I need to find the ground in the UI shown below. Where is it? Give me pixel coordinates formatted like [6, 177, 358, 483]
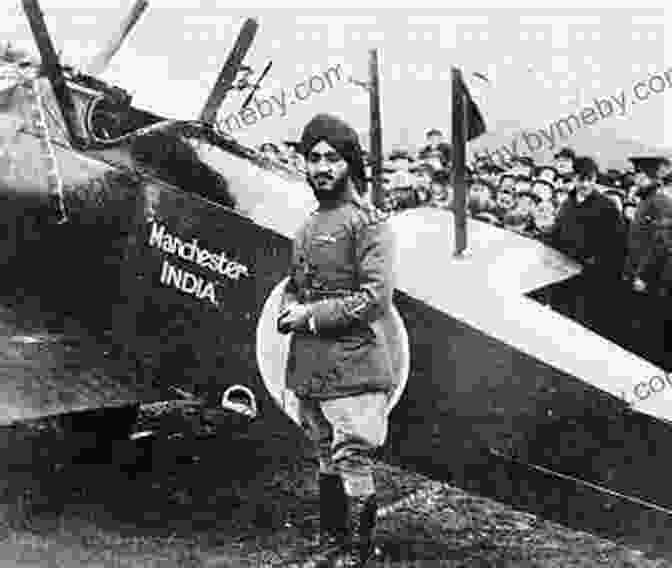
[0, 296, 669, 567]
[0, 405, 669, 568]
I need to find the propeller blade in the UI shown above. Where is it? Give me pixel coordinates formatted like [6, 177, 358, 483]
[85, 0, 149, 76]
[21, 0, 85, 145]
[199, 17, 258, 125]
[240, 59, 272, 109]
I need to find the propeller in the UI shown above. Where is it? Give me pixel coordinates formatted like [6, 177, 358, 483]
[85, 0, 149, 77]
[240, 59, 272, 109]
[21, 0, 85, 144]
[199, 17, 259, 125]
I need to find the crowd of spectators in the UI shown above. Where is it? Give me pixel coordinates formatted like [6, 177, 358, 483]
[256, 129, 672, 299]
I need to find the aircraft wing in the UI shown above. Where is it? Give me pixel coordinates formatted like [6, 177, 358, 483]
[389, 207, 582, 299]
[389, 207, 672, 424]
[0, 312, 157, 426]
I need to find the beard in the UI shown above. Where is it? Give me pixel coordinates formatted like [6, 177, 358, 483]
[308, 171, 350, 205]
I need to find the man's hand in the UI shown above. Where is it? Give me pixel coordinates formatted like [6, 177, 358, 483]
[633, 277, 647, 293]
[277, 303, 312, 334]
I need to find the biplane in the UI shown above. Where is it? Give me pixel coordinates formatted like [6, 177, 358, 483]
[2, 0, 672, 552]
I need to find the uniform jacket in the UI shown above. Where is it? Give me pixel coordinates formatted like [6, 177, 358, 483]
[625, 188, 672, 291]
[281, 184, 398, 400]
[547, 189, 627, 278]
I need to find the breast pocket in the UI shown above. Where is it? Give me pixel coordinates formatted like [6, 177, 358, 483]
[310, 228, 354, 273]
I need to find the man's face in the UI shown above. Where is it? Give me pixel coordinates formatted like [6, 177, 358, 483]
[475, 159, 489, 174]
[428, 134, 442, 148]
[659, 163, 672, 179]
[539, 169, 556, 183]
[624, 205, 637, 222]
[634, 171, 652, 188]
[555, 157, 573, 175]
[392, 157, 411, 172]
[575, 173, 596, 201]
[306, 141, 349, 199]
[470, 184, 493, 211]
[517, 195, 535, 215]
[261, 145, 279, 159]
[496, 190, 515, 210]
[283, 144, 297, 158]
[554, 190, 569, 207]
[533, 183, 553, 203]
[533, 201, 556, 231]
[499, 177, 515, 192]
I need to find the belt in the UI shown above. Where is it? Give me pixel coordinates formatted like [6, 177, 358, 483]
[299, 288, 356, 301]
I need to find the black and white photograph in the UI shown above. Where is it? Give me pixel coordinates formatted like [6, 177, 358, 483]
[1, 2, 672, 566]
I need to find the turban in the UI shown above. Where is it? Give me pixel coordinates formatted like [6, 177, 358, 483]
[299, 113, 366, 191]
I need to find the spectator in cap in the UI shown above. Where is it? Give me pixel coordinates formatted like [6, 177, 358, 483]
[543, 156, 628, 329]
[494, 186, 516, 222]
[418, 129, 451, 170]
[629, 156, 670, 187]
[259, 141, 281, 160]
[553, 147, 576, 177]
[625, 184, 672, 296]
[604, 169, 625, 189]
[546, 155, 627, 296]
[411, 162, 433, 205]
[468, 179, 496, 216]
[425, 128, 443, 147]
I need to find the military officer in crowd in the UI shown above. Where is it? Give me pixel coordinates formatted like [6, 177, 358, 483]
[624, 156, 672, 296]
[277, 113, 397, 567]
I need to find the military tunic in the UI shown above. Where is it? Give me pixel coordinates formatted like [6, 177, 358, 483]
[281, 195, 397, 401]
[625, 187, 672, 293]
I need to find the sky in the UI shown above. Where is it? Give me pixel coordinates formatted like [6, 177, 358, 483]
[2, 2, 671, 156]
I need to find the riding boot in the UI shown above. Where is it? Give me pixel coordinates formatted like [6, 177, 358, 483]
[328, 493, 378, 567]
[319, 472, 348, 545]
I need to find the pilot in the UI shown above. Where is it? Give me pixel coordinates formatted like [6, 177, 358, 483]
[277, 113, 397, 566]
